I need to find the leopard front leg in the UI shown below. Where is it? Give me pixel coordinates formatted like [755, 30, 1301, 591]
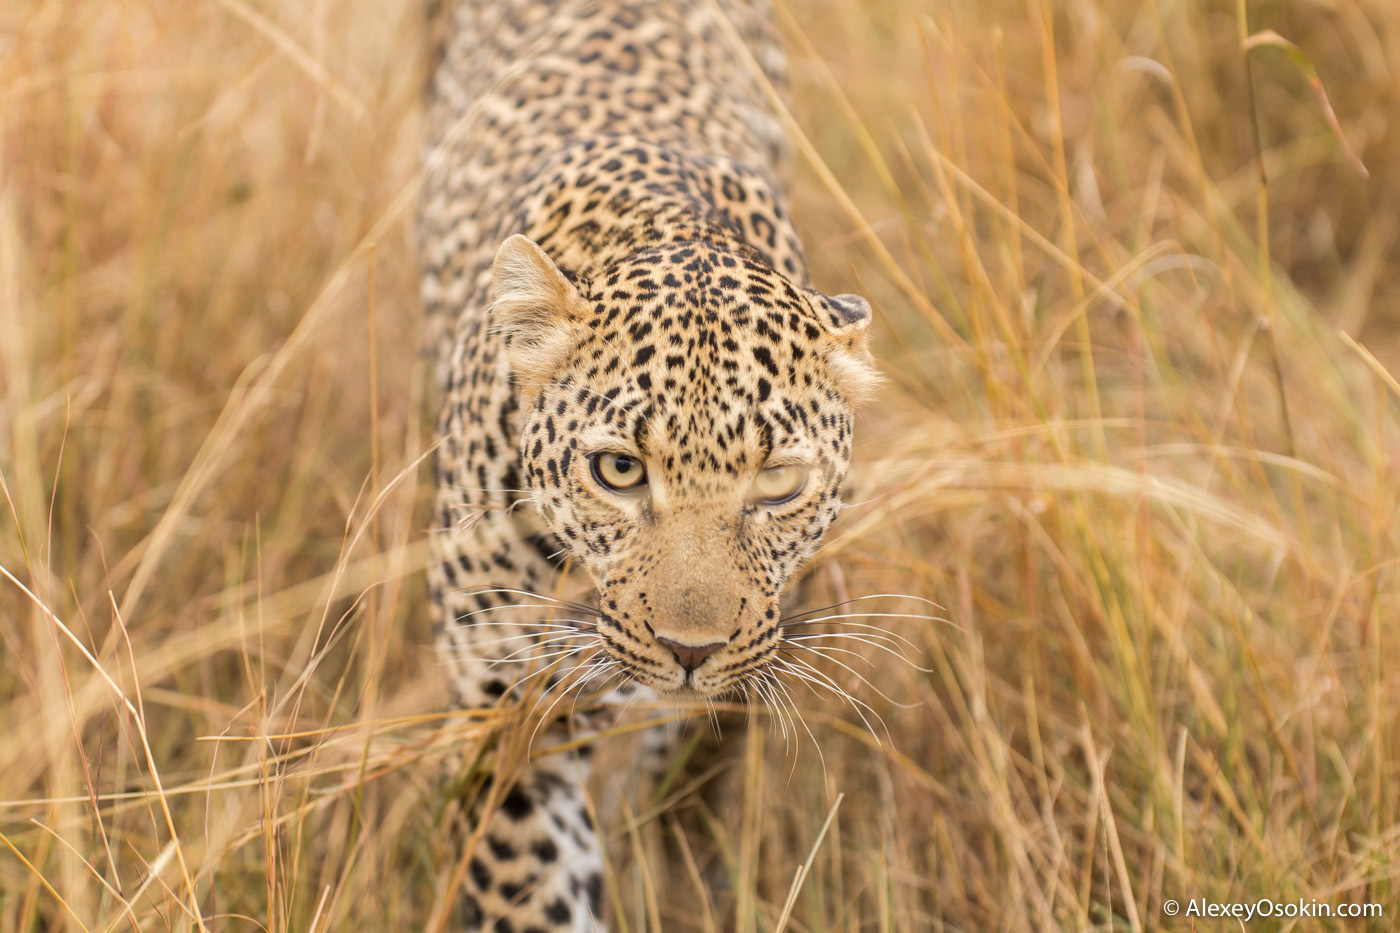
[444, 743, 605, 931]
[432, 326, 608, 931]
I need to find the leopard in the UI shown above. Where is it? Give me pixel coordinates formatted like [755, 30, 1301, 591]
[417, 1, 877, 928]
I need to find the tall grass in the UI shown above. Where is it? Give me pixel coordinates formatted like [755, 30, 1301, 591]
[2, 0, 1397, 929]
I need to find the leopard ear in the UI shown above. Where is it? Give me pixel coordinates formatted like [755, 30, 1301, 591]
[491, 235, 589, 389]
[807, 290, 880, 403]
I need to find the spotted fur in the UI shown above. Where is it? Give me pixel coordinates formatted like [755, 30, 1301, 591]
[419, 1, 876, 928]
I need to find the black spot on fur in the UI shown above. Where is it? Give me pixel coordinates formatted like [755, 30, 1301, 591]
[545, 898, 572, 923]
[585, 873, 603, 915]
[531, 838, 559, 863]
[752, 345, 779, 377]
[456, 893, 482, 926]
[501, 787, 534, 821]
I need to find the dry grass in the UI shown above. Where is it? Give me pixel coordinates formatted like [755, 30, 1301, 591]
[2, 0, 1399, 929]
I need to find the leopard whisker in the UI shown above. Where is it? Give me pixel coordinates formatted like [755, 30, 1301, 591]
[482, 636, 596, 667]
[529, 653, 626, 749]
[436, 636, 587, 669]
[449, 604, 599, 630]
[771, 654, 887, 746]
[737, 679, 758, 730]
[530, 646, 608, 704]
[778, 592, 944, 625]
[522, 652, 610, 751]
[446, 639, 571, 663]
[779, 611, 957, 632]
[749, 675, 787, 748]
[505, 497, 538, 516]
[450, 601, 586, 621]
[455, 585, 599, 616]
[780, 643, 921, 710]
[757, 677, 788, 747]
[484, 649, 584, 669]
[484, 636, 593, 664]
[457, 624, 597, 649]
[784, 629, 909, 652]
[765, 668, 826, 783]
[543, 618, 601, 630]
[765, 674, 806, 779]
[784, 632, 932, 670]
[567, 661, 623, 717]
[783, 652, 892, 734]
[527, 682, 585, 754]
[503, 662, 572, 696]
[782, 622, 922, 652]
[783, 642, 874, 667]
[456, 617, 584, 630]
[782, 627, 907, 647]
[503, 645, 601, 698]
[457, 626, 593, 651]
[767, 678, 802, 765]
[704, 695, 721, 740]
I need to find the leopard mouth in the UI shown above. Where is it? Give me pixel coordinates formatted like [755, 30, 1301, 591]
[591, 608, 784, 700]
[606, 644, 778, 702]
[617, 663, 720, 697]
[650, 681, 711, 700]
[596, 642, 727, 698]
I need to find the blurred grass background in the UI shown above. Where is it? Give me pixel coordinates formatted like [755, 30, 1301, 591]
[2, 0, 1398, 929]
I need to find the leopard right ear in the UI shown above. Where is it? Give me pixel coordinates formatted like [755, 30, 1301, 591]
[805, 289, 880, 404]
[490, 235, 590, 389]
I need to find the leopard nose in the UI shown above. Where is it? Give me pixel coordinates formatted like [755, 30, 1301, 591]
[656, 636, 727, 672]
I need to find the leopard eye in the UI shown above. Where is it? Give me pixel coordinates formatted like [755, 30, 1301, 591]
[751, 464, 808, 505]
[591, 452, 647, 491]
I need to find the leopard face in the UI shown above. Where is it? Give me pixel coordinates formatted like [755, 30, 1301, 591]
[493, 234, 876, 698]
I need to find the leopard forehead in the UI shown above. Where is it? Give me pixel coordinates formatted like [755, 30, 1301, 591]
[565, 245, 845, 414]
[534, 244, 855, 472]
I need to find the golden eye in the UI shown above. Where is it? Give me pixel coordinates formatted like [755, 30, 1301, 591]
[592, 452, 647, 491]
[751, 464, 808, 504]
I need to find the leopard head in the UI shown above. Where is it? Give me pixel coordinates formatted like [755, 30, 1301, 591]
[492, 234, 876, 697]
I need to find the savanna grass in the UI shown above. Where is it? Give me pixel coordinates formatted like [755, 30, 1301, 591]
[2, 0, 1398, 929]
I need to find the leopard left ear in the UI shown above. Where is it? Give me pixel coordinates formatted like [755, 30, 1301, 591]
[490, 234, 590, 390]
[807, 290, 880, 403]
